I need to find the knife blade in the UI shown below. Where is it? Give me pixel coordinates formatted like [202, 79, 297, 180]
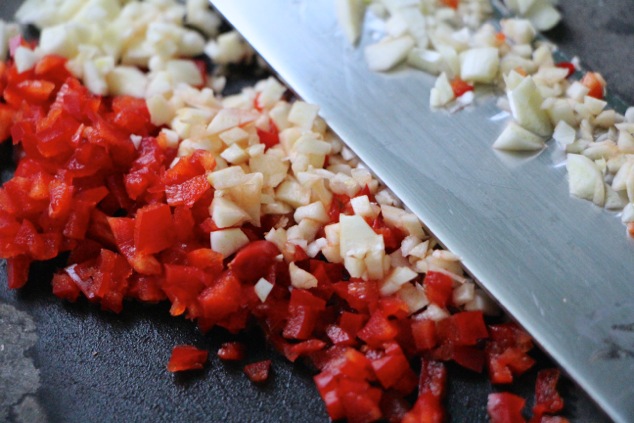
[209, 1, 634, 421]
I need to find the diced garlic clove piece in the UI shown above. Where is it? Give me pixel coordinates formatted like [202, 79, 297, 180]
[288, 101, 320, 130]
[294, 201, 330, 224]
[459, 47, 500, 84]
[207, 166, 247, 189]
[210, 228, 249, 258]
[464, 289, 501, 315]
[452, 282, 475, 306]
[223, 173, 264, 227]
[407, 48, 445, 75]
[380, 266, 418, 296]
[430, 72, 454, 108]
[493, 121, 545, 151]
[276, 178, 312, 208]
[364, 35, 415, 72]
[525, 0, 561, 31]
[210, 196, 250, 228]
[566, 153, 606, 206]
[289, 262, 319, 289]
[397, 283, 428, 315]
[340, 214, 384, 258]
[107, 66, 148, 98]
[605, 185, 628, 210]
[507, 76, 553, 137]
[552, 120, 576, 147]
[335, 0, 366, 45]
[254, 278, 274, 303]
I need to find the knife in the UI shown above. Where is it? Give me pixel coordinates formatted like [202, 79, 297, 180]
[209, 1, 634, 421]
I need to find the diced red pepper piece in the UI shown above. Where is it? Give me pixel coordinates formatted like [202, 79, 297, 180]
[339, 312, 367, 337]
[111, 95, 155, 136]
[198, 271, 243, 322]
[162, 264, 208, 316]
[437, 310, 489, 347]
[6, 255, 32, 289]
[487, 392, 527, 423]
[167, 345, 208, 372]
[424, 271, 454, 308]
[289, 288, 327, 310]
[229, 240, 280, 284]
[165, 175, 211, 208]
[370, 215, 404, 252]
[441, 0, 459, 9]
[450, 78, 474, 98]
[256, 119, 280, 150]
[370, 343, 412, 389]
[51, 272, 81, 302]
[531, 369, 564, 420]
[285, 339, 327, 362]
[134, 203, 175, 255]
[402, 391, 444, 423]
[358, 310, 398, 347]
[244, 359, 272, 383]
[283, 306, 319, 340]
[335, 280, 380, 313]
[186, 248, 224, 275]
[581, 71, 605, 99]
[411, 319, 438, 351]
[452, 345, 486, 373]
[0, 104, 15, 142]
[487, 322, 536, 384]
[326, 324, 356, 346]
[127, 274, 166, 302]
[16, 79, 56, 104]
[555, 62, 575, 78]
[48, 174, 74, 220]
[34, 55, 72, 84]
[341, 386, 383, 423]
[217, 341, 246, 361]
[109, 217, 162, 275]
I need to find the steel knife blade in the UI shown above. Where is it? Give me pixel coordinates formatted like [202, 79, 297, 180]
[209, 1, 634, 421]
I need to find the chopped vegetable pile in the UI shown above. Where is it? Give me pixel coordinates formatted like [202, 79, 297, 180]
[340, 0, 634, 235]
[0, 0, 607, 421]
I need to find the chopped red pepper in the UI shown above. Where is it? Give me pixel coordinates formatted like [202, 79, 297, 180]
[256, 119, 280, 150]
[531, 369, 564, 420]
[244, 360, 272, 383]
[450, 78, 474, 98]
[555, 62, 576, 78]
[441, 0, 459, 9]
[424, 271, 454, 308]
[229, 240, 280, 284]
[487, 392, 527, 423]
[217, 341, 246, 361]
[581, 71, 605, 99]
[167, 345, 209, 372]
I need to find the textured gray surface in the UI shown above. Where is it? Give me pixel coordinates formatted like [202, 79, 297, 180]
[1, 0, 631, 422]
[546, 1, 634, 106]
